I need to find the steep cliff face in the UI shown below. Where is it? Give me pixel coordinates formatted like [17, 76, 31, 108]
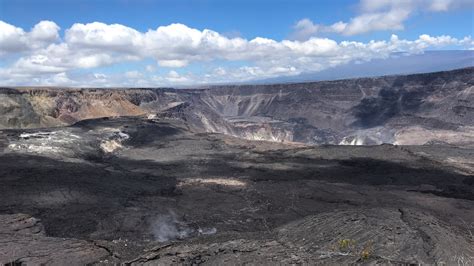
[0, 89, 41, 129]
[1, 67, 473, 145]
[198, 67, 473, 145]
[21, 88, 149, 126]
[200, 80, 374, 131]
[0, 88, 190, 129]
[208, 68, 472, 125]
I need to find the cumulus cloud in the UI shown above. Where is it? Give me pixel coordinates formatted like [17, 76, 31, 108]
[65, 22, 142, 53]
[0, 20, 60, 55]
[292, 0, 473, 39]
[30, 21, 60, 44]
[0, 19, 472, 87]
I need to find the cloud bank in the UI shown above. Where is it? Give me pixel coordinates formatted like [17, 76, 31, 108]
[292, 0, 474, 39]
[0, 19, 472, 87]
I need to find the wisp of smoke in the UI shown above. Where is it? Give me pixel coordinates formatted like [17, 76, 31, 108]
[151, 210, 193, 242]
[151, 210, 217, 242]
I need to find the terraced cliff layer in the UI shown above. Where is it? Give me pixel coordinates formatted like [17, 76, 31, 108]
[1, 67, 473, 145]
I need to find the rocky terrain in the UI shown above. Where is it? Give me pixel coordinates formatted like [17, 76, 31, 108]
[0, 68, 473, 264]
[1, 67, 473, 146]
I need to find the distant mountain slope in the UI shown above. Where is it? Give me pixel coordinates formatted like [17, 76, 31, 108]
[256, 50, 474, 84]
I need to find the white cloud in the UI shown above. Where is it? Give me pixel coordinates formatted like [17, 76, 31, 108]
[213, 67, 227, 76]
[341, 7, 411, 35]
[145, 65, 156, 72]
[0, 21, 28, 54]
[30, 21, 60, 43]
[0, 20, 60, 55]
[430, 0, 451, 11]
[65, 22, 142, 53]
[158, 59, 189, 68]
[0, 19, 472, 87]
[165, 70, 190, 83]
[292, 19, 320, 42]
[125, 70, 143, 79]
[45, 72, 75, 86]
[292, 0, 473, 39]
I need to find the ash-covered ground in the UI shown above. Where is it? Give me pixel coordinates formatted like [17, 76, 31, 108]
[0, 116, 473, 265]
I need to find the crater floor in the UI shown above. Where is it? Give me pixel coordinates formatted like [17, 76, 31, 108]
[0, 117, 473, 264]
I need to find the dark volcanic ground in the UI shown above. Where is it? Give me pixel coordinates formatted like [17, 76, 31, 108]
[0, 117, 473, 265]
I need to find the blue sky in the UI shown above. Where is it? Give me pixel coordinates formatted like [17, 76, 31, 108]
[1, 0, 472, 41]
[0, 0, 473, 86]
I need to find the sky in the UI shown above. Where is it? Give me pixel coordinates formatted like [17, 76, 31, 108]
[0, 0, 473, 87]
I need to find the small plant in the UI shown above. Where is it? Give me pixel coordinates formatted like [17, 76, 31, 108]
[360, 242, 373, 260]
[338, 239, 356, 252]
[328, 238, 374, 260]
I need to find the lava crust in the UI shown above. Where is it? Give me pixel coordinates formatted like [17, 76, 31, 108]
[0, 116, 473, 264]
